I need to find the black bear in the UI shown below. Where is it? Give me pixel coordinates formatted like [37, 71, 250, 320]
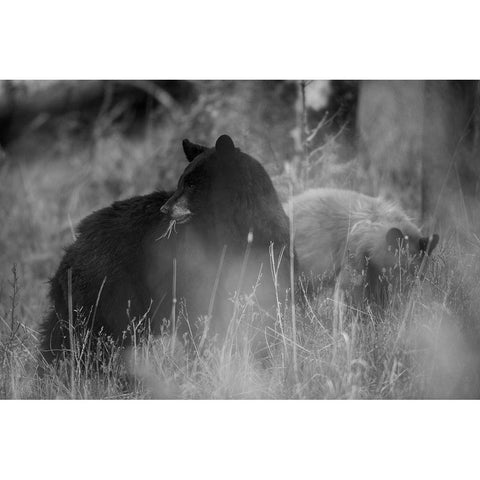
[39, 135, 291, 364]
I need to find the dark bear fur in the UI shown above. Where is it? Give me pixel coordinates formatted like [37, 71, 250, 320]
[39, 135, 291, 364]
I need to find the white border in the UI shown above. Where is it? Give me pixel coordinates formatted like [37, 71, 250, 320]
[2, 0, 480, 79]
[1, 400, 478, 479]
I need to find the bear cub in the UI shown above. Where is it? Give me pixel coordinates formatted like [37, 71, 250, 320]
[288, 188, 439, 305]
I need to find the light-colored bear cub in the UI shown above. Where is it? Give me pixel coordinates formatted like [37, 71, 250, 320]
[287, 188, 439, 304]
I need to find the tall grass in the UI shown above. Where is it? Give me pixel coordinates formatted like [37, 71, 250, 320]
[1, 230, 479, 399]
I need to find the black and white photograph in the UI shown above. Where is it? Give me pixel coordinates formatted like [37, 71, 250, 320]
[1, 1, 478, 478]
[2, 78, 479, 400]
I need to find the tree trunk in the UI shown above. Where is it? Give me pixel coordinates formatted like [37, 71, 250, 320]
[357, 80, 479, 229]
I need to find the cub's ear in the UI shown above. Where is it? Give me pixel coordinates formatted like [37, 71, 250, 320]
[386, 227, 404, 251]
[182, 139, 207, 162]
[215, 134, 235, 157]
[419, 233, 439, 255]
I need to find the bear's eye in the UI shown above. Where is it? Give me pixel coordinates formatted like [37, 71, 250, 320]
[185, 180, 195, 189]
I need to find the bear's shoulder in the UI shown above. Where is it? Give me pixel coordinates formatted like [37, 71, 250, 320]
[76, 191, 171, 235]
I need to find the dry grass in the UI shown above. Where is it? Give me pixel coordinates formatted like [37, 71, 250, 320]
[1, 217, 479, 399]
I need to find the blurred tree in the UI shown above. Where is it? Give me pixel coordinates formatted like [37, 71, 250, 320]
[357, 80, 480, 228]
[474, 81, 480, 157]
[421, 81, 479, 224]
[357, 81, 424, 212]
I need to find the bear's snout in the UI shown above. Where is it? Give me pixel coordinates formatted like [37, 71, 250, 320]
[170, 203, 192, 223]
[161, 193, 192, 223]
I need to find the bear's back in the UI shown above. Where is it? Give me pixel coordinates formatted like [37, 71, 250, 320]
[289, 188, 362, 278]
[289, 188, 420, 279]
[40, 190, 175, 359]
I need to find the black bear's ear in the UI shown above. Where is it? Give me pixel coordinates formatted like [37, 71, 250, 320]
[386, 227, 404, 251]
[215, 134, 235, 157]
[182, 139, 207, 162]
[419, 233, 439, 255]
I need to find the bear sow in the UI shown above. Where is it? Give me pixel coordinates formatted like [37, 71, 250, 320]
[39, 135, 292, 364]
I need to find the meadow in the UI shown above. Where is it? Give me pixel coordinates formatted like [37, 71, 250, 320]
[1, 80, 479, 399]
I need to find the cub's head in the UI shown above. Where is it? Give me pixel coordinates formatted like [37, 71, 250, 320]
[160, 134, 237, 224]
[363, 225, 439, 304]
[371, 226, 439, 286]
[384, 227, 439, 264]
